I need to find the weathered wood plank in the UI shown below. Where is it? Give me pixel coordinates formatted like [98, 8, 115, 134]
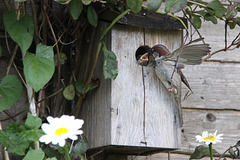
[191, 21, 240, 62]
[99, 9, 187, 30]
[79, 22, 112, 148]
[129, 152, 233, 160]
[111, 24, 146, 146]
[181, 109, 240, 154]
[143, 28, 182, 148]
[181, 62, 240, 110]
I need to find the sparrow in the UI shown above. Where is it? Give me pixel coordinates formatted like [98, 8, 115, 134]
[135, 43, 211, 101]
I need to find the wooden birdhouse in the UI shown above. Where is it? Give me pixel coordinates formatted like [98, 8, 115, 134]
[79, 9, 187, 156]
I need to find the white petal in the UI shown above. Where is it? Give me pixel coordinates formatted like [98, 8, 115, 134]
[196, 135, 204, 142]
[58, 139, 66, 147]
[73, 119, 84, 128]
[41, 123, 54, 134]
[39, 135, 52, 144]
[46, 116, 55, 124]
[74, 130, 83, 135]
[202, 131, 208, 137]
[205, 141, 211, 145]
[69, 135, 78, 140]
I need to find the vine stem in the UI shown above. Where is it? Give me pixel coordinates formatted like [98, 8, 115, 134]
[100, 9, 131, 41]
[63, 145, 71, 160]
[141, 5, 188, 30]
[209, 143, 213, 160]
[73, 9, 131, 117]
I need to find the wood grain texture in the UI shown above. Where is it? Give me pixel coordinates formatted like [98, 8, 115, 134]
[130, 109, 240, 158]
[111, 25, 183, 148]
[191, 21, 240, 62]
[79, 22, 112, 148]
[111, 24, 146, 146]
[99, 9, 187, 30]
[80, 22, 183, 154]
[129, 152, 233, 160]
[181, 109, 240, 154]
[181, 62, 240, 110]
[143, 29, 183, 148]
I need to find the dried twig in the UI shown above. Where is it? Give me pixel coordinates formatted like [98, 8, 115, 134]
[43, 4, 61, 116]
[203, 32, 240, 60]
[30, 0, 40, 44]
[2, 0, 11, 11]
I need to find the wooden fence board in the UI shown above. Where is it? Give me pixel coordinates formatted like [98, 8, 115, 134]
[181, 62, 240, 110]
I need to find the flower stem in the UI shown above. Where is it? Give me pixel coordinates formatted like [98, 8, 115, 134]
[209, 143, 213, 160]
[64, 145, 71, 160]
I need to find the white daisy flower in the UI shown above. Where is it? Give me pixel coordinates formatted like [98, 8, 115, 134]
[39, 115, 84, 147]
[196, 130, 223, 145]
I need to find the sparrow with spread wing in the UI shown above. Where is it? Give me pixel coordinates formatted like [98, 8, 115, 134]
[136, 43, 211, 103]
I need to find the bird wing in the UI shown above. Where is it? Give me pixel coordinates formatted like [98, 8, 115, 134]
[154, 58, 181, 94]
[155, 58, 193, 94]
[165, 44, 211, 65]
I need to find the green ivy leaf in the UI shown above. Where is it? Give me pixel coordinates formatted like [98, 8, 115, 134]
[75, 80, 84, 95]
[87, 6, 98, 27]
[1, 120, 44, 156]
[54, 52, 67, 66]
[235, 17, 240, 26]
[43, 147, 61, 159]
[226, 6, 237, 20]
[207, 0, 227, 18]
[75, 79, 99, 95]
[63, 84, 75, 100]
[72, 137, 89, 158]
[0, 130, 8, 147]
[228, 21, 236, 29]
[3, 11, 34, 54]
[21, 129, 44, 141]
[204, 14, 218, 24]
[237, 7, 240, 12]
[192, 15, 202, 29]
[5, 122, 29, 156]
[165, 0, 187, 13]
[0, 75, 23, 112]
[147, 0, 162, 13]
[102, 43, 118, 80]
[126, 0, 143, 13]
[46, 158, 57, 160]
[69, 0, 83, 20]
[190, 145, 218, 159]
[7, 133, 29, 156]
[82, 0, 91, 5]
[23, 43, 55, 92]
[195, 10, 207, 17]
[24, 113, 42, 129]
[23, 149, 45, 160]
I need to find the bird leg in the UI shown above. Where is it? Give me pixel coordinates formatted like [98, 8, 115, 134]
[168, 87, 177, 95]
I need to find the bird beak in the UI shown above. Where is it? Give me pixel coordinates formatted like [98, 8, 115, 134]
[138, 52, 149, 66]
[140, 52, 149, 61]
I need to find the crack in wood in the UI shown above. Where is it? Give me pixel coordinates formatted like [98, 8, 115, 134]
[205, 59, 240, 63]
[141, 67, 147, 146]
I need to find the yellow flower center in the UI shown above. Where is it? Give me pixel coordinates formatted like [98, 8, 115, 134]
[203, 135, 216, 141]
[55, 127, 68, 136]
